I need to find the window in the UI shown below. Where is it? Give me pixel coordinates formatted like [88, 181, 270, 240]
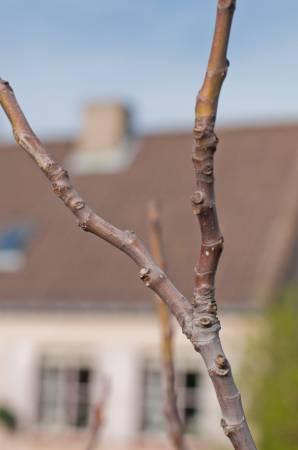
[38, 356, 93, 429]
[0, 223, 35, 271]
[142, 365, 200, 434]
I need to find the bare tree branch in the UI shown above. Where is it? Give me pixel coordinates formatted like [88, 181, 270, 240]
[191, 1, 257, 449]
[0, 78, 192, 335]
[0, 2, 257, 448]
[148, 201, 188, 450]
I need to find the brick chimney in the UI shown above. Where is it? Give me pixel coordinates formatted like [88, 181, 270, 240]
[66, 101, 136, 175]
[78, 102, 130, 153]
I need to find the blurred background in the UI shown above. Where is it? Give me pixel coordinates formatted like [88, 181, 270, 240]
[0, 1, 297, 449]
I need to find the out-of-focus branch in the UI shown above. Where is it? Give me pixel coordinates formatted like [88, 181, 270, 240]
[147, 201, 188, 450]
[85, 377, 110, 450]
[191, 1, 257, 449]
[86, 377, 111, 450]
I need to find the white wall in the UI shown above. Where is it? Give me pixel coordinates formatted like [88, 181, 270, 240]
[0, 310, 260, 445]
[99, 349, 143, 440]
[0, 340, 38, 425]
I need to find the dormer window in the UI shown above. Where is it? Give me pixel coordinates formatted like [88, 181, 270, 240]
[0, 223, 35, 272]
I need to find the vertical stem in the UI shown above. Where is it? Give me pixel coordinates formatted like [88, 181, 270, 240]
[148, 201, 188, 450]
[85, 377, 110, 450]
[191, 2, 257, 449]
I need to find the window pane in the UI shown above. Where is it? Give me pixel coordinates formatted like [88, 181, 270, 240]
[0, 224, 34, 251]
[76, 368, 92, 428]
[186, 372, 197, 388]
[142, 366, 200, 435]
[79, 368, 90, 384]
[142, 369, 164, 432]
[38, 362, 92, 429]
[39, 367, 61, 425]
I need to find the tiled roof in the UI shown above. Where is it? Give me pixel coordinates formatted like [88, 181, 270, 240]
[0, 124, 297, 309]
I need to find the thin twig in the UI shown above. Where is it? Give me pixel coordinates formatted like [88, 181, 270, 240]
[148, 201, 188, 450]
[85, 377, 110, 450]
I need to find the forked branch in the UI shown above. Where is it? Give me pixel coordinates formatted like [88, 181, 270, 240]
[148, 201, 188, 450]
[0, 2, 257, 448]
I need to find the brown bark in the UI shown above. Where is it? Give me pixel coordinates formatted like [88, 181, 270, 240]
[0, 3, 257, 447]
[0, 79, 192, 334]
[147, 201, 188, 450]
[85, 377, 110, 450]
[191, 1, 256, 449]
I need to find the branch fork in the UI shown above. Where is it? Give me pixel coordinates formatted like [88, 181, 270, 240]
[0, 1, 257, 448]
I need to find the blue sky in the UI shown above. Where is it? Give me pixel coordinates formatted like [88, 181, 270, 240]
[1, 0, 298, 139]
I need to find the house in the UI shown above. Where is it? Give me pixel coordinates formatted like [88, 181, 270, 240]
[0, 101, 297, 449]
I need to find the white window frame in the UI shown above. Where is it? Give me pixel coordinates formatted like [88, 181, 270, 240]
[37, 352, 93, 430]
[141, 359, 201, 435]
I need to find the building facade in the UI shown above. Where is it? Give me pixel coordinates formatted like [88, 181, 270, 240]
[0, 106, 297, 448]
